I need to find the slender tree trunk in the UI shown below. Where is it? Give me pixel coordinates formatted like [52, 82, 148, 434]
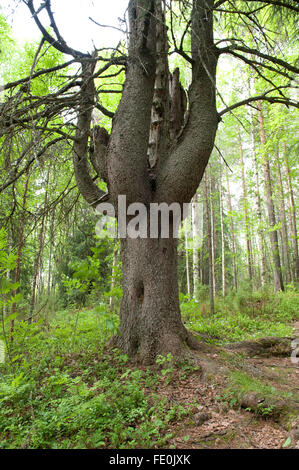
[276, 148, 291, 284]
[249, 107, 266, 287]
[204, 171, 214, 314]
[28, 171, 49, 323]
[219, 163, 226, 297]
[47, 206, 56, 296]
[258, 102, 284, 291]
[11, 170, 30, 337]
[2, 228, 13, 322]
[185, 224, 191, 299]
[192, 192, 201, 299]
[238, 128, 253, 284]
[283, 141, 299, 282]
[109, 247, 118, 312]
[209, 174, 217, 297]
[226, 171, 238, 291]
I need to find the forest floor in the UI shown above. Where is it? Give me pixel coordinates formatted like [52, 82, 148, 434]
[148, 320, 299, 449]
[139, 321, 299, 450]
[0, 303, 298, 450]
[151, 355, 299, 449]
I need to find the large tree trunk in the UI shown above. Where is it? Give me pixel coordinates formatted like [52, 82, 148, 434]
[114, 236, 195, 363]
[73, 0, 218, 362]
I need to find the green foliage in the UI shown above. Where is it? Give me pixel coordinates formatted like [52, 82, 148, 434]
[220, 371, 293, 418]
[181, 287, 299, 344]
[0, 13, 14, 68]
[0, 228, 20, 310]
[155, 353, 176, 385]
[0, 309, 190, 449]
[56, 214, 115, 307]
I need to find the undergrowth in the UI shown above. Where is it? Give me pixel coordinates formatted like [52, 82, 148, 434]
[181, 288, 299, 343]
[0, 309, 190, 449]
[0, 288, 297, 448]
[219, 370, 296, 418]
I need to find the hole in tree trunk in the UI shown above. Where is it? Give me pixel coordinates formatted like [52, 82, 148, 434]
[136, 281, 144, 303]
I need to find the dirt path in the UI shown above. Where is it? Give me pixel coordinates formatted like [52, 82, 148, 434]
[151, 336, 299, 449]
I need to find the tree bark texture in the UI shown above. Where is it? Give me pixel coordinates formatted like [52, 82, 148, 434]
[73, 0, 218, 361]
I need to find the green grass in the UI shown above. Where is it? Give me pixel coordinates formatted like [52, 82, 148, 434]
[0, 308, 190, 449]
[0, 288, 298, 448]
[219, 370, 295, 418]
[181, 288, 299, 344]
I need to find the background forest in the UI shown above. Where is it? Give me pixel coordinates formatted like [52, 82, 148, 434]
[0, 0, 298, 450]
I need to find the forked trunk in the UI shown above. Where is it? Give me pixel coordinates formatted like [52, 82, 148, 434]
[73, 0, 218, 363]
[115, 236, 194, 363]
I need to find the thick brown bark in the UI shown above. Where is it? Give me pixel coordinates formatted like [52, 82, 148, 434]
[148, 0, 170, 168]
[72, 1, 218, 362]
[108, 1, 217, 360]
[113, 236, 196, 363]
[73, 58, 107, 208]
[155, 0, 218, 204]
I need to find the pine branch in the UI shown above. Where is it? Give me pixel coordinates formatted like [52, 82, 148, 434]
[219, 44, 299, 75]
[219, 89, 299, 117]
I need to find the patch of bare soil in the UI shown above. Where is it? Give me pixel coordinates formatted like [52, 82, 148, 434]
[151, 346, 299, 449]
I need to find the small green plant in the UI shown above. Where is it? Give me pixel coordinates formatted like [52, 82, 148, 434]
[155, 353, 175, 385]
[177, 360, 201, 381]
[180, 287, 299, 344]
[0, 309, 190, 449]
[220, 371, 283, 418]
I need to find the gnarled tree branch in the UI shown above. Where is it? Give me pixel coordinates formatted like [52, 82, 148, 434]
[156, 0, 218, 205]
[73, 59, 107, 208]
[106, 0, 156, 205]
[24, 0, 90, 58]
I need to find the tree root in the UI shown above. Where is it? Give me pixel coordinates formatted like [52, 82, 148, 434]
[224, 336, 294, 357]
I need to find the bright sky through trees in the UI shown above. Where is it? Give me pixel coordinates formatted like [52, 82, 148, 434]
[3, 0, 125, 50]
